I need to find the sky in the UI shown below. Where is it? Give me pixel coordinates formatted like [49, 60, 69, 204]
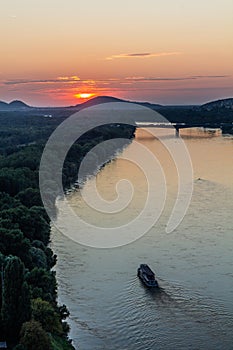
[1, 0, 233, 106]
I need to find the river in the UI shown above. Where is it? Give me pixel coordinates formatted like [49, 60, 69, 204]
[51, 127, 233, 350]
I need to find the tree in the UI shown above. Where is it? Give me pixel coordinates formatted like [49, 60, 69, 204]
[29, 247, 47, 269]
[0, 192, 20, 211]
[0, 206, 50, 244]
[16, 188, 42, 208]
[58, 304, 71, 335]
[26, 268, 57, 303]
[18, 282, 32, 327]
[0, 167, 36, 196]
[19, 320, 52, 350]
[0, 228, 31, 268]
[32, 298, 62, 334]
[13, 345, 26, 350]
[31, 241, 57, 269]
[2, 257, 31, 341]
[0, 253, 6, 336]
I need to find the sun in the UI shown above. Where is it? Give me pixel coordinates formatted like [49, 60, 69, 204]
[74, 93, 95, 99]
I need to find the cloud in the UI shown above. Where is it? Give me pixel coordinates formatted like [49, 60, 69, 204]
[2, 75, 230, 90]
[4, 76, 81, 85]
[57, 76, 80, 81]
[125, 75, 230, 82]
[106, 52, 182, 60]
[191, 75, 230, 79]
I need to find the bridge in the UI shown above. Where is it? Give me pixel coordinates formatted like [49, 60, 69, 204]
[135, 121, 230, 136]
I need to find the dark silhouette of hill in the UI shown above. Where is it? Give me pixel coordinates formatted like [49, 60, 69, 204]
[200, 98, 233, 111]
[0, 101, 9, 109]
[9, 100, 30, 108]
[74, 96, 125, 109]
[0, 96, 233, 128]
[73, 95, 163, 110]
[0, 100, 30, 110]
[0, 95, 232, 132]
[73, 96, 233, 112]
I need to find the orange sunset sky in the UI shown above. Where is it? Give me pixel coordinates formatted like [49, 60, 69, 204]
[1, 0, 233, 106]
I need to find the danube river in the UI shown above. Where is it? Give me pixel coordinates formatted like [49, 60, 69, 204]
[51, 127, 233, 350]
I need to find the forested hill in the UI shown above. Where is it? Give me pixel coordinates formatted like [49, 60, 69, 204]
[201, 98, 233, 110]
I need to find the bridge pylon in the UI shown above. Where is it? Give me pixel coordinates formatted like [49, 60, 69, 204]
[175, 126, 180, 137]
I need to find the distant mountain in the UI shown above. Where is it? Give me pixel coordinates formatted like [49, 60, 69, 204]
[201, 98, 233, 111]
[9, 100, 30, 108]
[0, 96, 232, 112]
[0, 101, 9, 109]
[75, 96, 125, 109]
[75, 96, 233, 112]
[0, 100, 30, 110]
[74, 95, 162, 111]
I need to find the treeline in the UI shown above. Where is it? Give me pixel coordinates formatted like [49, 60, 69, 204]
[156, 105, 233, 129]
[0, 110, 69, 154]
[0, 110, 135, 349]
[0, 144, 74, 348]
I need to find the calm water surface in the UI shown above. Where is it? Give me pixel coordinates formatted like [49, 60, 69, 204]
[51, 128, 233, 350]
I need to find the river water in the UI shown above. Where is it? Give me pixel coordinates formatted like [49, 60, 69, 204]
[51, 127, 233, 350]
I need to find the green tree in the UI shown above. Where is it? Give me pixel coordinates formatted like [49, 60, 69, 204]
[13, 345, 26, 350]
[29, 247, 47, 269]
[0, 228, 31, 268]
[0, 206, 50, 244]
[32, 298, 62, 334]
[31, 240, 57, 269]
[0, 192, 20, 210]
[18, 282, 32, 327]
[16, 188, 42, 208]
[2, 257, 31, 341]
[26, 268, 57, 303]
[19, 320, 52, 350]
[0, 253, 6, 336]
[0, 167, 36, 196]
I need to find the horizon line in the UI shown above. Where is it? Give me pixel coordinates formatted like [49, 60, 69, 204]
[1, 94, 233, 109]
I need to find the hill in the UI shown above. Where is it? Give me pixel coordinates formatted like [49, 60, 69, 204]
[201, 98, 233, 111]
[9, 100, 30, 108]
[0, 101, 9, 109]
[75, 96, 125, 109]
[0, 100, 30, 110]
[73, 95, 162, 110]
[0, 96, 233, 123]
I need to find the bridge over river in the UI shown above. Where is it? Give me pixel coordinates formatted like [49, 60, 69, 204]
[135, 121, 231, 136]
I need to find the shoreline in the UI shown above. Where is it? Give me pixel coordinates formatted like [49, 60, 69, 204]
[52, 124, 136, 348]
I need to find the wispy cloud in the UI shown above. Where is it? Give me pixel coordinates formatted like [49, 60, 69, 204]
[125, 75, 230, 82]
[2, 75, 230, 89]
[106, 52, 182, 60]
[4, 76, 81, 85]
[191, 75, 229, 79]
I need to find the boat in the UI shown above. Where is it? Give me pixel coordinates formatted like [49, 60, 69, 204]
[137, 264, 159, 287]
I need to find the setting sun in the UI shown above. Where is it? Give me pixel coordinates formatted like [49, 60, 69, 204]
[74, 93, 95, 99]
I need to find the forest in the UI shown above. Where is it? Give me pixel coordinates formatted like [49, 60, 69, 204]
[0, 108, 135, 349]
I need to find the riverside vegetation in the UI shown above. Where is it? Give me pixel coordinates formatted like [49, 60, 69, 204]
[0, 108, 135, 349]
